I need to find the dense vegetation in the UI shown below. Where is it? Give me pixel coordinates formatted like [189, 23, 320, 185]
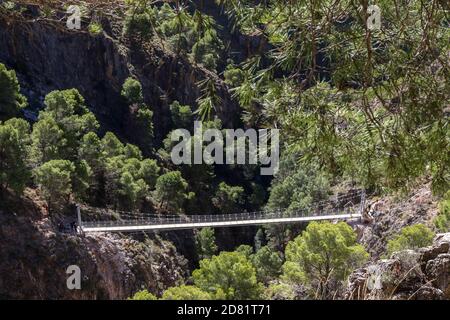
[0, 0, 448, 300]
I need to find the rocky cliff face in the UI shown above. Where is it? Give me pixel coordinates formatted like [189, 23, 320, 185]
[0, 190, 187, 299]
[345, 233, 450, 300]
[356, 184, 438, 259]
[0, 5, 240, 147]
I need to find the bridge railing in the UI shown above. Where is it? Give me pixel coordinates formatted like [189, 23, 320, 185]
[80, 207, 358, 229]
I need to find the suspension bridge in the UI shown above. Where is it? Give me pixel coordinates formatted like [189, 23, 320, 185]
[76, 191, 366, 233]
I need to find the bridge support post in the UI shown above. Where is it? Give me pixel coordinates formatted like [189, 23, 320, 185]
[76, 205, 84, 236]
[359, 190, 366, 222]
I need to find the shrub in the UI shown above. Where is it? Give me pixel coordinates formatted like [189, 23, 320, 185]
[192, 251, 263, 300]
[121, 77, 144, 105]
[0, 120, 30, 194]
[128, 289, 157, 300]
[386, 224, 435, 255]
[434, 191, 450, 232]
[153, 171, 189, 212]
[195, 227, 218, 260]
[88, 22, 103, 35]
[33, 160, 75, 211]
[0, 63, 27, 120]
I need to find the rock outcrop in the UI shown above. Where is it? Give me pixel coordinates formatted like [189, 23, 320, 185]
[356, 184, 439, 259]
[0, 191, 187, 299]
[345, 233, 450, 300]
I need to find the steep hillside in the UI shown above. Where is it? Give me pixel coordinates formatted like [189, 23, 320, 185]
[358, 183, 440, 259]
[0, 3, 240, 147]
[0, 189, 187, 299]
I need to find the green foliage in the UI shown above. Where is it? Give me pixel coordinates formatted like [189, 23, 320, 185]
[0, 63, 27, 120]
[161, 285, 211, 300]
[121, 78, 154, 150]
[153, 171, 190, 212]
[220, 0, 450, 194]
[124, 143, 143, 160]
[133, 107, 154, 150]
[0, 119, 30, 194]
[123, 3, 223, 71]
[212, 182, 245, 214]
[249, 182, 266, 209]
[434, 191, 450, 232]
[121, 77, 144, 105]
[72, 159, 93, 201]
[195, 78, 222, 121]
[191, 31, 223, 71]
[138, 159, 160, 189]
[30, 116, 66, 164]
[192, 251, 263, 300]
[195, 227, 218, 260]
[31, 89, 99, 165]
[123, 1, 156, 40]
[102, 132, 124, 158]
[263, 282, 297, 300]
[88, 22, 103, 35]
[283, 221, 369, 298]
[224, 64, 245, 88]
[266, 154, 330, 215]
[235, 244, 253, 259]
[103, 152, 158, 210]
[128, 289, 157, 300]
[0, 68, 161, 211]
[118, 171, 148, 210]
[386, 224, 435, 255]
[33, 160, 75, 211]
[251, 246, 283, 283]
[79, 132, 104, 173]
[265, 154, 331, 249]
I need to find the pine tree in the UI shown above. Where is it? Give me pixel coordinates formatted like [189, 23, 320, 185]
[0, 63, 27, 120]
[0, 120, 30, 195]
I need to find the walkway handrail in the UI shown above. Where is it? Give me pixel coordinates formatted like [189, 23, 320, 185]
[78, 190, 365, 233]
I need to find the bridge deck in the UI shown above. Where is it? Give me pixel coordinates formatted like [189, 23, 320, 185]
[81, 213, 361, 233]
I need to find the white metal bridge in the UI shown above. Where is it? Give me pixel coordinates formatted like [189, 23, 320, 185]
[77, 190, 365, 233]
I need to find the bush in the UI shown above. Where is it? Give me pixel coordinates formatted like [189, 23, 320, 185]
[283, 221, 369, 298]
[224, 64, 245, 87]
[128, 289, 157, 300]
[123, 8, 156, 40]
[434, 191, 450, 232]
[192, 251, 263, 300]
[212, 182, 245, 214]
[153, 171, 189, 212]
[88, 22, 103, 35]
[0, 120, 30, 194]
[195, 227, 218, 260]
[33, 160, 75, 211]
[251, 246, 283, 283]
[170, 101, 193, 129]
[386, 224, 435, 255]
[121, 77, 144, 105]
[0, 63, 27, 120]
